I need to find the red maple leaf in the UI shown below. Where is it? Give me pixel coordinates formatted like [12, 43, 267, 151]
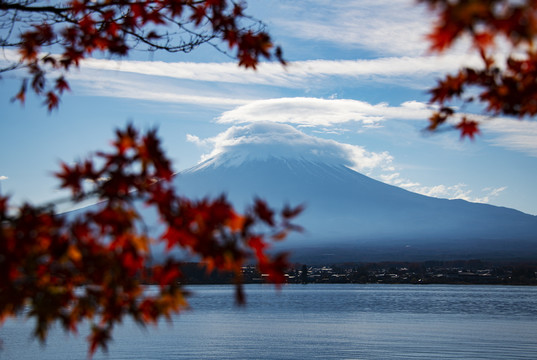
[55, 77, 70, 94]
[456, 118, 480, 139]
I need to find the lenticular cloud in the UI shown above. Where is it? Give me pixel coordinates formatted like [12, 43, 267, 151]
[216, 97, 432, 128]
[217, 98, 385, 127]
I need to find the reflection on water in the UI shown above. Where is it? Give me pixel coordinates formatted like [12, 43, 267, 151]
[1, 284, 537, 359]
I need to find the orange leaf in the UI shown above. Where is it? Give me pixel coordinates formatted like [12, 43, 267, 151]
[130, 235, 149, 253]
[473, 32, 494, 50]
[272, 230, 287, 241]
[227, 211, 245, 232]
[67, 244, 82, 262]
[12, 81, 27, 104]
[427, 24, 461, 53]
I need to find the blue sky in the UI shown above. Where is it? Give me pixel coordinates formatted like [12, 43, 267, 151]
[1, 0, 537, 215]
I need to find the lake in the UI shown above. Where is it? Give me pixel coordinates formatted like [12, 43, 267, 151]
[1, 284, 537, 359]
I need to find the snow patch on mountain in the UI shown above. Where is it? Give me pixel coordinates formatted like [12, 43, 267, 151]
[186, 122, 392, 173]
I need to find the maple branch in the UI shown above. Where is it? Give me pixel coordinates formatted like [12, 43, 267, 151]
[1, 0, 283, 110]
[0, 1, 72, 14]
[0, 0, 198, 13]
[0, 60, 22, 72]
[121, 25, 215, 53]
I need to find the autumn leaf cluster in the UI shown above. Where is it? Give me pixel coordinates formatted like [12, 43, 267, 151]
[0, 125, 301, 356]
[1, 0, 284, 110]
[421, 0, 537, 138]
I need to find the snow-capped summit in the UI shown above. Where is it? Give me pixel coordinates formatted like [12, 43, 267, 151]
[177, 123, 537, 263]
[187, 122, 387, 173]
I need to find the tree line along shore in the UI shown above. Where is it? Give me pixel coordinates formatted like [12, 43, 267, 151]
[173, 260, 537, 286]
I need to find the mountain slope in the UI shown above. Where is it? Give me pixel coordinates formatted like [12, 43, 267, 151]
[175, 154, 537, 263]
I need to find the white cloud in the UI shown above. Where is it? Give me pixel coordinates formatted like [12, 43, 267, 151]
[0, 49, 19, 65]
[82, 58, 283, 86]
[79, 55, 481, 89]
[415, 183, 474, 200]
[185, 134, 205, 146]
[188, 122, 393, 173]
[6, 47, 483, 93]
[412, 111, 537, 158]
[482, 186, 507, 202]
[70, 70, 251, 108]
[272, 0, 432, 56]
[312, 127, 350, 135]
[379, 172, 401, 183]
[217, 97, 432, 127]
[484, 186, 507, 198]
[382, 171, 508, 204]
[0, 176, 8, 180]
[483, 118, 537, 158]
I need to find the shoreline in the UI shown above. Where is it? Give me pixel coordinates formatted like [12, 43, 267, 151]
[173, 260, 537, 286]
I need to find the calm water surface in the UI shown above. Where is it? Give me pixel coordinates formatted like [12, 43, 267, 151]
[1, 284, 537, 359]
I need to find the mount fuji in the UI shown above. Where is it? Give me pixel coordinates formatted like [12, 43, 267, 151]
[175, 123, 537, 263]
